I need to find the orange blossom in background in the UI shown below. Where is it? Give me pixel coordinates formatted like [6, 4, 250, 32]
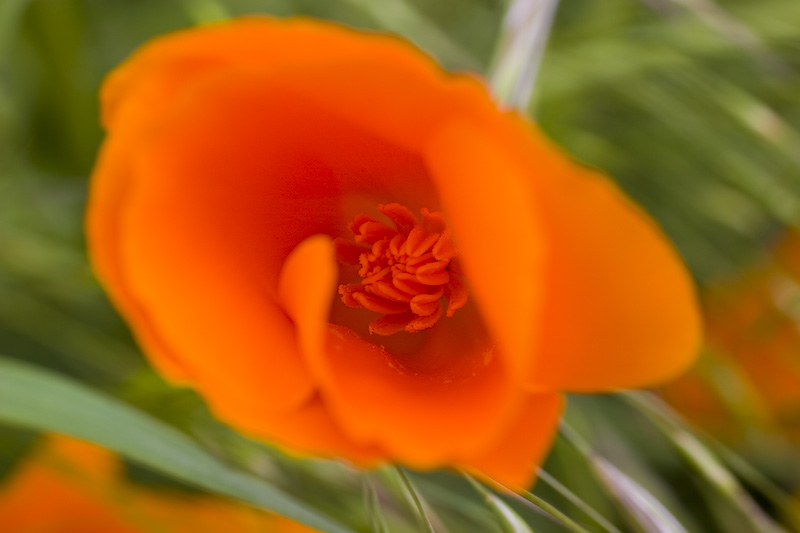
[0, 434, 316, 533]
[662, 231, 800, 444]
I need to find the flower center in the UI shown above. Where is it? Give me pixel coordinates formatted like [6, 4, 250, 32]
[335, 203, 469, 335]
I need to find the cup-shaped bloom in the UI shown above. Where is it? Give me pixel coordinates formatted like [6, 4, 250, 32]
[87, 17, 701, 488]
[0, 435, 315, 532]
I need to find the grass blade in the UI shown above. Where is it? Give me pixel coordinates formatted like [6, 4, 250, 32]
[510, 487, 592, 533]
[489, 0, 561, 111]
[559, 421, 690, 533]
[364, 472, 389, 533]
[0, 357, 356, 533]
[592, 457, 688, 533]
[624, 392, 789, 533]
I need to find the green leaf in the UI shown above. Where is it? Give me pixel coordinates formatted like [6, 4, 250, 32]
[624, 392, 789, 533]
[592, 457, 689, 533]
[0, 0, 31, 59]
[391, 466, 437, 533]
[0, 356, 356, 533]
[342, 0, 480, 70]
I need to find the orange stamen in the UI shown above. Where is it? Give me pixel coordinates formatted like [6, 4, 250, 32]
[336, 203, 469, 335]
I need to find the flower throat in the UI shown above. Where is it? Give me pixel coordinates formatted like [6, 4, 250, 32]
[335, 203, 469, 335]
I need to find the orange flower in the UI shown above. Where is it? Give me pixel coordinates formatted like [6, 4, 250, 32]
[86, 17, 700, 488]
[662, 231, 800, 443]
[0, 434, 315, 532]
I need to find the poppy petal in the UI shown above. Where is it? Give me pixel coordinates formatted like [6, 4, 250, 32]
[88, 127, 193, 382]
[309, 320, 520, 467]
[116, 85, 330, 421]
[426, 120, 545, 381]
[529, 158, 702, 391]
[286, 236, 522, 465]
[461, 392, 563, 489]
[256, 396, 386, 465]
[425, 111, 700, 391]
[278, 234, 339, 372]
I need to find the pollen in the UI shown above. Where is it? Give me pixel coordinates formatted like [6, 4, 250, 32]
[336, 203, 469, 335]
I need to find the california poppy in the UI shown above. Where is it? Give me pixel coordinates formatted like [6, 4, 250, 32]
[662, 231, 800, 444]
[87, 17, 700, 488]
[0, 434, 316, 532]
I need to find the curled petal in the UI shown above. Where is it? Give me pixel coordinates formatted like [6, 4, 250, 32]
[527, 155, 702, 390]
[428, 117, 700, 391]
[427, 121, 544, 381]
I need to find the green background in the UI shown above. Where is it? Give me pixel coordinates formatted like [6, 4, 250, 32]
[1, 0, 799, 531]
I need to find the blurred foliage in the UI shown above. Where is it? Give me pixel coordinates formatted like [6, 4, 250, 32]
[1, 0, 800, 531]
[661, 230, 800, 497]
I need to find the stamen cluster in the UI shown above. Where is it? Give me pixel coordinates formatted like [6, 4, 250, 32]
[337, 203, 468, 335]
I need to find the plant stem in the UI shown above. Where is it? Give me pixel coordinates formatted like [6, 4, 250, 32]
[509, 488, 593, 533]
[489, 0, 561, 112]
